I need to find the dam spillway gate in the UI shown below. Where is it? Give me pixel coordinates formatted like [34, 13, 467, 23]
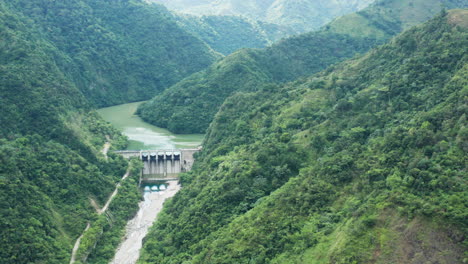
[114, 149, 199, 183]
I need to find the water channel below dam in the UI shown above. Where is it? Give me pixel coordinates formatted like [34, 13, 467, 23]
[110, 183, 181, 264]
[97, 102, 203, 264]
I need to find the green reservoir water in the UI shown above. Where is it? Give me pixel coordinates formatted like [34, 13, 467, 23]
[97, 102, 204, 150]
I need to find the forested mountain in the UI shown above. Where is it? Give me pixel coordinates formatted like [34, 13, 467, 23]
[1, 0, 467, 262]
[139, 10, 468, 263]
[151, 0, 375, 33]
[174, 14, 294, 55]
[138, 0, 468, 134]
[0, 1, 133, 262]
[6, 0, 219, 107]
[0, 0, 217, 262]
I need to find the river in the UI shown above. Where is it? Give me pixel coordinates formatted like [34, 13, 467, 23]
[110, 183, 181, 264]
[97, 101, 204, 150]
[97, 102, 199, 264]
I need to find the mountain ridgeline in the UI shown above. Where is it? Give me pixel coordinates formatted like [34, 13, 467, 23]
[139, 10, 468, 263]
[6, 0, 219, 107]
[174, 14, 294, 55]
[0, 0, 219, 263]
[137, 0, 468, 134]
[0, 0, 467, 263]
[151, 0, 375, 33]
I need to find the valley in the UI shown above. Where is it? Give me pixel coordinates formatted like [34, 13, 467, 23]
[0, 0, 466, 263]
[88, 103, 202, 264]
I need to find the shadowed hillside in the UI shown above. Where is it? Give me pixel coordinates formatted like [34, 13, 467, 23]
[6, 0, 219, 106]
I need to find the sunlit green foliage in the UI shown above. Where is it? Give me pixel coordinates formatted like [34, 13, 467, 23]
[138, 0, 468, 134]
[79, 159, 143, 264]
[138, 31, 378, 133]
[139, 11, 467, 263]
[0, 1, 147, 263]
[0, 135, 129, 263]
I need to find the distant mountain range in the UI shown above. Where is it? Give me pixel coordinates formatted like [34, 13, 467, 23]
[174, 14, 295, 55]
[139, 9, 468, 264]
[1, 0, 467, 263]
[150, 0, 375, 32]
[138, 0, 468, 134]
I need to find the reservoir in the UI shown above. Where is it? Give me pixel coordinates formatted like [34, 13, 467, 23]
[97, 101, 204, 150]
[97, 102, 196, 263]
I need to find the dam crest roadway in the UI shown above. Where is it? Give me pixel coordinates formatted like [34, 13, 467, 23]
[115, 148, 200, 182]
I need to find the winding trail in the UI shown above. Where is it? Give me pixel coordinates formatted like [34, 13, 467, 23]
[89, 198, 101, 214]
[102, 135, 111, 160]
[100, 170, 130, 214]
[69, 223, 90, 264]
[69, 162, 130, 263]
[110, 182, 181, 264]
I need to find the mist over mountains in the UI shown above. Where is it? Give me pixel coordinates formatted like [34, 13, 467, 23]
[150, 0, 375, 32]
[138, 0, 467, 134]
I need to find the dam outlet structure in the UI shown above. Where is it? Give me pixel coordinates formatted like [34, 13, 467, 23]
[114, 148, 199, 184]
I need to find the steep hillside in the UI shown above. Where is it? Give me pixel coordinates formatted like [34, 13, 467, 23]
[0, 2, 139, 263]
[138, 0, 467, 134]
[175, 14, 294, 55]
[0, 1, 89, 149]
[139, 10, 467, 263]
[6, 0, 219, 106]
[138, 32, 376, 133]
[326, 0, 468, 38]
[151, 0, 375, 32]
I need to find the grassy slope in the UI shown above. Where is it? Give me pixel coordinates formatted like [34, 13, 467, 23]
[139, 10, 467, 263]
[137, 0, 468, 134]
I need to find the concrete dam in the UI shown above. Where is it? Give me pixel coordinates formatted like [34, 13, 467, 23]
[115, 149, 199, 183]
